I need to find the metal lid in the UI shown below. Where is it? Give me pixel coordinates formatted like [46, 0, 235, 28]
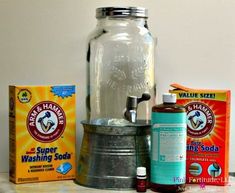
[96, 7, 148, 19]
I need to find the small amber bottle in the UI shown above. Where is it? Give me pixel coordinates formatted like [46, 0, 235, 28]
[150, 93, 186, 192]
[136, 167, 147, 192]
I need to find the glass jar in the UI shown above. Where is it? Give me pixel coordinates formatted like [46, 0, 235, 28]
[86, 7, 155, 124]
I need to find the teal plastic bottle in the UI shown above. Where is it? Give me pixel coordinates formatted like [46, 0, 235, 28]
[151, 93, 186, 192]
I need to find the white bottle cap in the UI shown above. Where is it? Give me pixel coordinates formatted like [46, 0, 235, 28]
[163, 93, 176, 103]
[137, 167, 146, 176]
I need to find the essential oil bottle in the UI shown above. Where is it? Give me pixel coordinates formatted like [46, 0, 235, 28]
[150, 93, 186, 192]
[136, 167, 147, 192]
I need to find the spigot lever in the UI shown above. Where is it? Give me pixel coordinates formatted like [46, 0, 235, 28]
[124, 93, 151, 123]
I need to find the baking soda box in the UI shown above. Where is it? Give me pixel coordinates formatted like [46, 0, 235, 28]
[170, 83, 230, 185]
[9, 85, 76, 183]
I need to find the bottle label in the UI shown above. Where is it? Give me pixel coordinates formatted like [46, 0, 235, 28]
[151, 112, 186, 185]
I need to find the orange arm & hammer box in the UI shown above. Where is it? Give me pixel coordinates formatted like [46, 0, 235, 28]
[9, 85, 76, 183]
[170, 83, 230, 185]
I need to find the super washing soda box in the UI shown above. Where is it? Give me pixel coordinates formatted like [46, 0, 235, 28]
[9, 85, 76, 183]
[170, 83, 230, 186]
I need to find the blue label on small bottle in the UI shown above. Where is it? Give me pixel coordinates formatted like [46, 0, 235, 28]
[151, 112, 186, 185]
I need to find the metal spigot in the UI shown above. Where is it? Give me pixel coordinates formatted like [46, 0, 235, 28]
[124, 93, 151, 123]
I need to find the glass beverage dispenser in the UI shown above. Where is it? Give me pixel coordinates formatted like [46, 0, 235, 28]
[77, 7, 155, 189]
[87, 7, 155, 123]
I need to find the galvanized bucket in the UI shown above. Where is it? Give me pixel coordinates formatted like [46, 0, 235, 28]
[76, 120, 150, 190]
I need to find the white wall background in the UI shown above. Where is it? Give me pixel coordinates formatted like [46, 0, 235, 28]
[0, 0, 234, 172]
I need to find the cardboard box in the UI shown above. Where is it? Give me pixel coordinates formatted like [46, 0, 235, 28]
[9, 85, 76, 183]
[170, 83, 230, 185]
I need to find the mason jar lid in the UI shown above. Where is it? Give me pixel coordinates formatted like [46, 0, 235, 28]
[96, 7, 148, 18]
